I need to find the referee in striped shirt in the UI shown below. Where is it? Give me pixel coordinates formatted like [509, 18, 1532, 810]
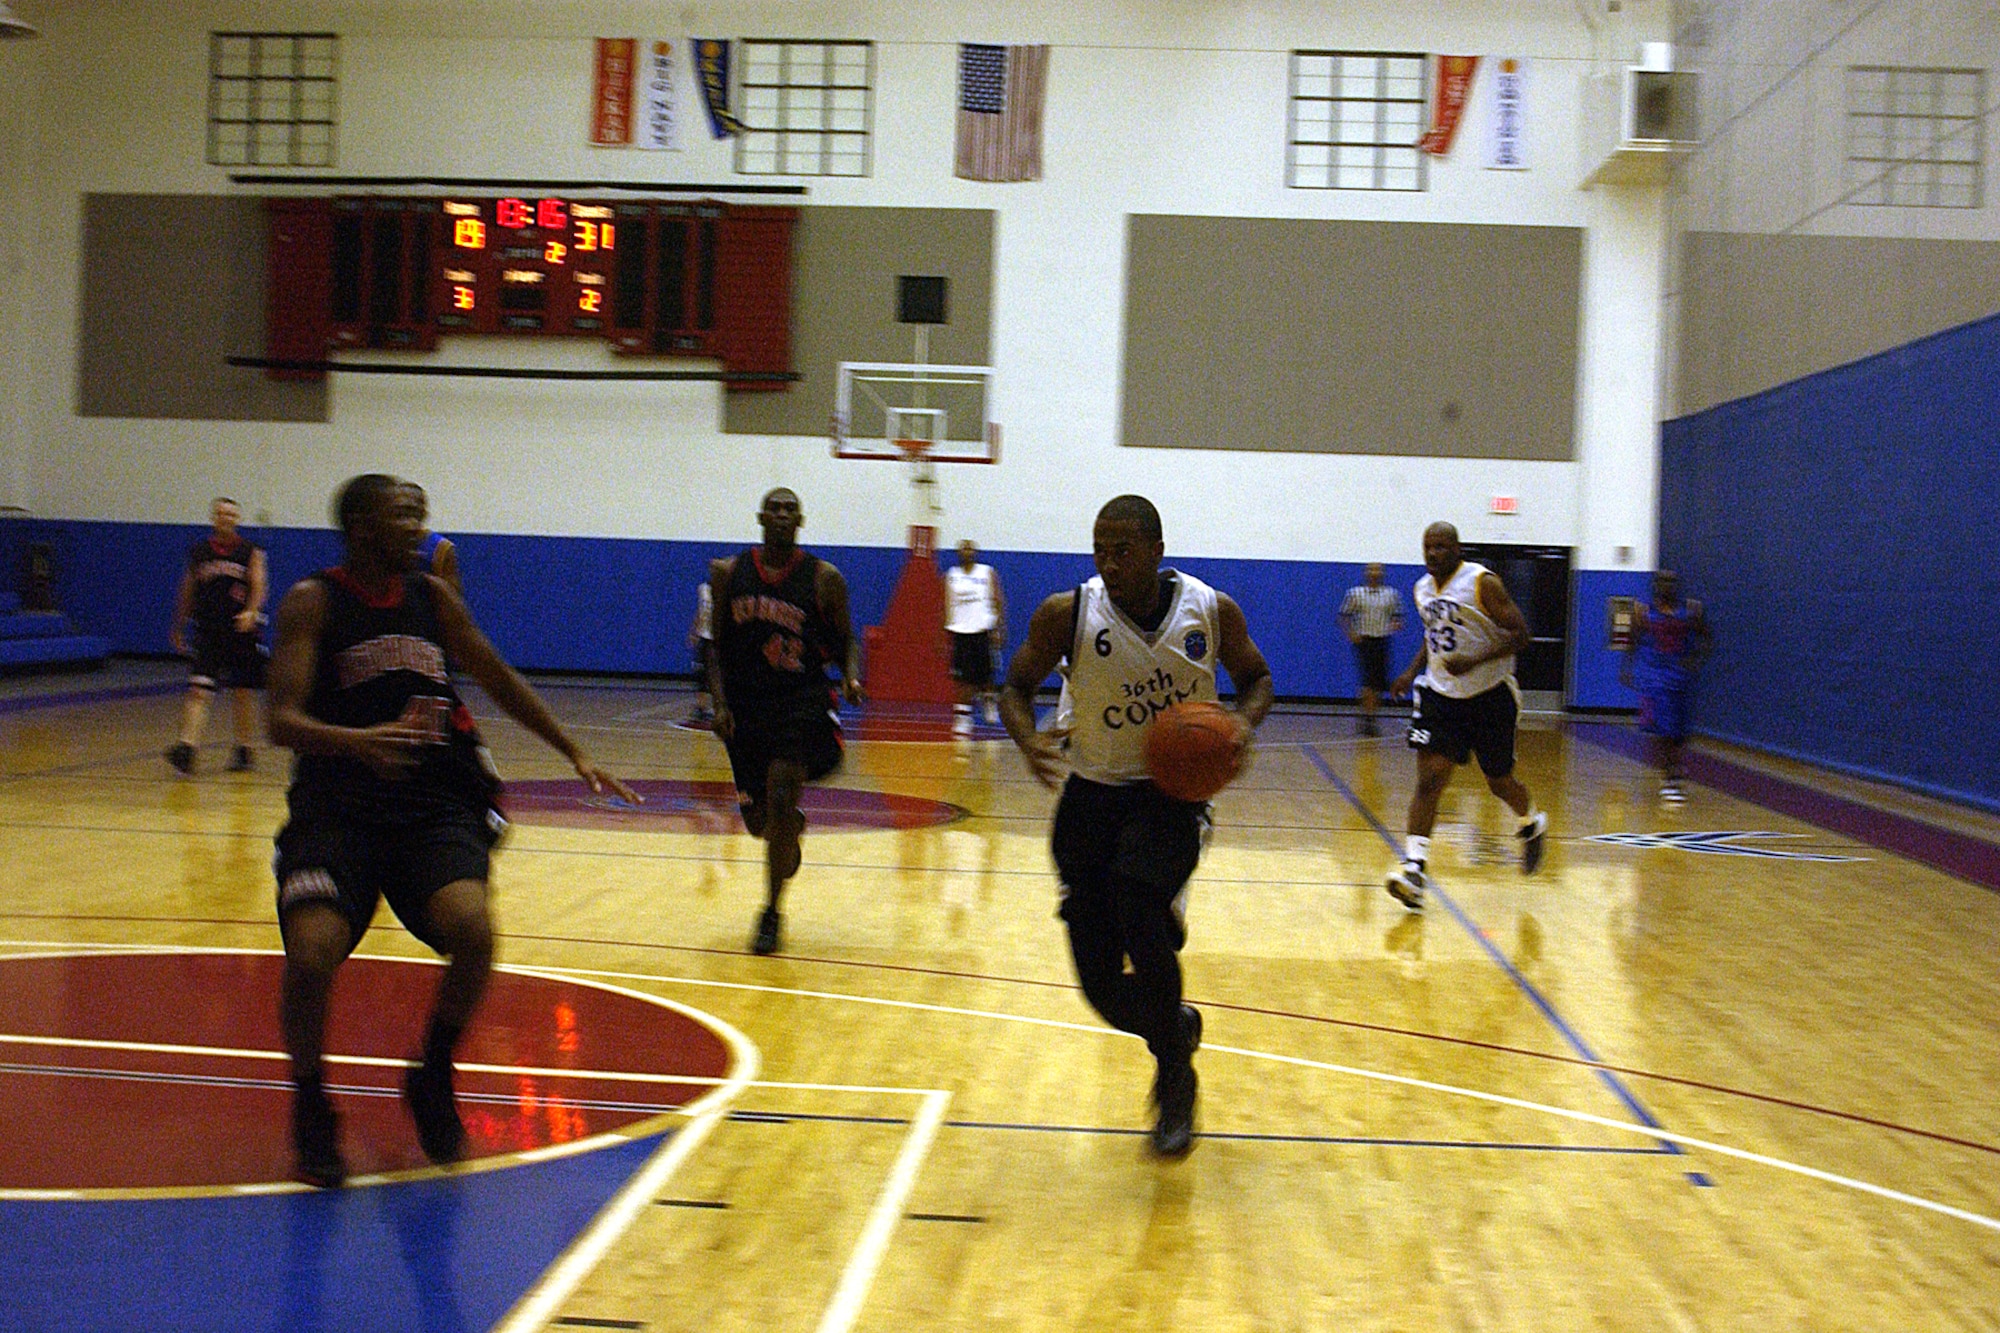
[1340, 563, 1404, 736]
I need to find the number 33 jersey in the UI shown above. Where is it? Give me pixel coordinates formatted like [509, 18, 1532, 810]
[1414, 561, 1514, 700]
[1067, 571, 1220, 785]
[719, 548, 835, 701]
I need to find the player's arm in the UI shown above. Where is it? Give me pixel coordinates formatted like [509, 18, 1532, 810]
[1337, 590, 1360, 644]
[266, 580, 424, 779]
[1686, 600, 1714, 672]
[1460, 572, 1532, 670]
[1000, 592, 1074, 789]
[1619, 603, 1646, 688]
[432, 539, 462, 596]
[989, 571, 1007, 647]
[817, 561, 864, 704]
[1214, 594, 1274, 748]
[427, 574, 637, 801]
[169, 567, 196, 654]
[706, 558, 735, 738]
[1390, 639, 1427, 698]
[234, 548, 269, 633]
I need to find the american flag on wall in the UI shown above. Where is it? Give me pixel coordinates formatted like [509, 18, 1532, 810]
[955, 44, 1048, 182]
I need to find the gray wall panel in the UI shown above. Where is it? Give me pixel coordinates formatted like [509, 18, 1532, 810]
[78, 194, 328, 422]
[1677, 232, 2000, 414]
[723, 206, 993, 437]
[1120, 216, 1580, 460]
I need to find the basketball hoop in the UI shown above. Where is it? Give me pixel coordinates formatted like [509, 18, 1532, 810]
[893, 437, 942, 517]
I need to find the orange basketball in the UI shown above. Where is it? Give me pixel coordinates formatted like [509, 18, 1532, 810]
[1144, 701, 1243, 802]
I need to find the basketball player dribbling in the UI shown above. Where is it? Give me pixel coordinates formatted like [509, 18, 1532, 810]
[268, 474, 636, 1187]
[1386, 521, 1548, 911]
[708, 488, 864, 956]
[1000, 495, 1272, 1157]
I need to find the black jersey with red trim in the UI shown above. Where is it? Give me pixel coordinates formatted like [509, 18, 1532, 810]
[188, 535, 257, 630]
[287, 569, 499, 825]
[717, 547, 835, 702]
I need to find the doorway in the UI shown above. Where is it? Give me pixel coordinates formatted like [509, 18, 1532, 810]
[1455, 543, 1571, 695]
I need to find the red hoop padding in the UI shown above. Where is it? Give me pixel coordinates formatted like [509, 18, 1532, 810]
[892, 437, 934, 460]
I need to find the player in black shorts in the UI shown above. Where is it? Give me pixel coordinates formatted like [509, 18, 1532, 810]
[166, 498, 268, 773]
[268, 474, 635, 1188]
[707, 488, 863, 956]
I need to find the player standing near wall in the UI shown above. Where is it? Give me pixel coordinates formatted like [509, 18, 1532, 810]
[1386, 521, 1549, 911]
[404, 483, 462, 595]
[1000, 495, 1272, 1157]
[166, 497, 268, 774]
[945, 539, 1006, 734]
[1621, 569, 1711, 803]
[708, 488, 864, 956]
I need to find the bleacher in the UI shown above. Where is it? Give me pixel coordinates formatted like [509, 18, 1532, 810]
[0, 592, 110, 672]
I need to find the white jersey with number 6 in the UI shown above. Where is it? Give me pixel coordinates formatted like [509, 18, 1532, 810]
[1067, 571, 1220, 785]
[1414, 561, 1514, 699]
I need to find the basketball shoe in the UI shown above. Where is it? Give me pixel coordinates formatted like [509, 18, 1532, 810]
[1386, 860, 1428, 912]
[166, 742, 195, 773]
[1519, 811, 1549, 874]
[752, 906, 783, 956]
[404, 1057, 466, 1164]
[292, 1081, 347, 1189]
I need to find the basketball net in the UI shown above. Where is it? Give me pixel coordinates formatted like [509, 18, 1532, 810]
[895, 325, 944, 520]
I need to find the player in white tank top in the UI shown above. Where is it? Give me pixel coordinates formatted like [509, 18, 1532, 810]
[1413, 559, 1516, 700]
[997, 495, 1273, 1158]
[944, 541, 1005, 730]
[1385, 522, 1548, 911]
[1064, 571, 1221, 783]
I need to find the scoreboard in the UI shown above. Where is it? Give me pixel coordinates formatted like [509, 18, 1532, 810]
[435, 196, 621, 336]
[267, 193, 796, 386]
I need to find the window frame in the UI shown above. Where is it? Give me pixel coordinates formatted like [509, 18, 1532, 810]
[206, 32, 339, 168]
[1287, 49, 1429, 193]
[733, 38, 876, 178]
[1844, 66, 1984, 210]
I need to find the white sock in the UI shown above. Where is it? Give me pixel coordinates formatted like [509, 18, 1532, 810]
[1405, 835, 1429, 866]
[1517, 808, 1541, 832]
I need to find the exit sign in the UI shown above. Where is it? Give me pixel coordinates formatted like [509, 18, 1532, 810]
[1490, 495, 1519, 515]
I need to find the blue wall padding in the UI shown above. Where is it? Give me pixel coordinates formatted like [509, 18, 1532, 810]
[1569, 568, 1653, 710]
[1659, 310, 2000, 810]
[25, 516, 1507, 701]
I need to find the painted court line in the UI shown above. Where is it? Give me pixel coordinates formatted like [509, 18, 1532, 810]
[1301, 743, 1685, 1164]
[518, 960, 2000, 1237]
[491, 1103, 732, 1333]
[816, 1089, 951, 1333]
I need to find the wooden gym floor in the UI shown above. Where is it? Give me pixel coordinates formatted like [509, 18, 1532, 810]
[0, 663, 1996, 1332]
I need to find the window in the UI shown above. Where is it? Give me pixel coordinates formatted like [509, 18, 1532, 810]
[1845, 67, 1983, 209]
[1289, 51, 1427, 191]
[735, 40, 874, 177]
[207, 32, 338, 167]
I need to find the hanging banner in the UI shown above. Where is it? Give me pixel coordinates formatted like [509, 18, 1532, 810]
[636, 39, 680, 151]
[695, 38, 746, 138]
[1417, 55, 1480, 156]
[1486, 57, 1528, 169]
[590, 38, 637, 146]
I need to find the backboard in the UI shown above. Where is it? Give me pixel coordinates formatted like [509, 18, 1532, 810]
[831, 362, 999, 463]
